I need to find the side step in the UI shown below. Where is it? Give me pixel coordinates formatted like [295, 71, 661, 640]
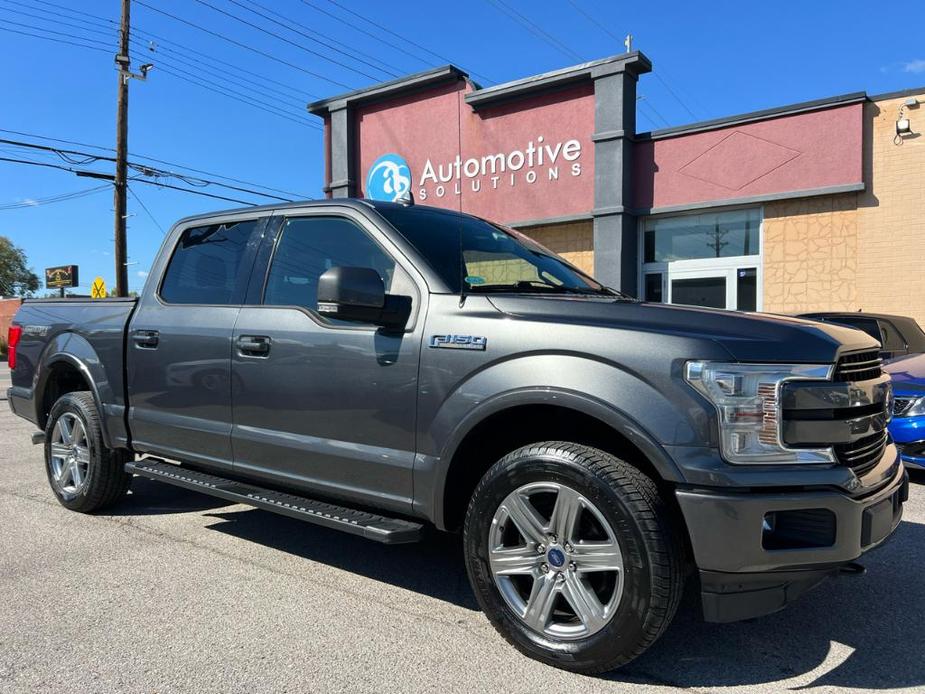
[125, 458, 423, 544]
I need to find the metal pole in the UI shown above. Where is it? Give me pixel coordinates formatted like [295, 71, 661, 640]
[113, 0, 131, 298]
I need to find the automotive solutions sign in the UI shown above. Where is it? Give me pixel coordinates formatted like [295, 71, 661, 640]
[365, 137, 583, 203]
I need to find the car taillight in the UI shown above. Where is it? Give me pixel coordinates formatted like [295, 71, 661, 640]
[7, 325, 22, 370]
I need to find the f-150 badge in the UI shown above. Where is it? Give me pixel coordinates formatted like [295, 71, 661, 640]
[429, 334, 487, 351]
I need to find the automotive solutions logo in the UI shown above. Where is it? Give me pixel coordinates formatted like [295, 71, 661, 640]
[365, 153, 412, 202]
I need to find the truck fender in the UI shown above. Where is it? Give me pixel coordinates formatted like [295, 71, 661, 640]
[35, 332, 124, 449]
[418, 353, 693, 528]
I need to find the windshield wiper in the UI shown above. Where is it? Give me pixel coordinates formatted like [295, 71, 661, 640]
[469, 281, 609, 295]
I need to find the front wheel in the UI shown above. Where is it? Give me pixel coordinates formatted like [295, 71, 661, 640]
[463, 442, 684, 674]
[44, 391, 132, 513]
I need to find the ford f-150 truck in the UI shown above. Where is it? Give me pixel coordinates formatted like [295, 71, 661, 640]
[7, 199, 908, 673]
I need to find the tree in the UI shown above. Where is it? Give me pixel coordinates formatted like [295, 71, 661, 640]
[0, 236, 40, 297]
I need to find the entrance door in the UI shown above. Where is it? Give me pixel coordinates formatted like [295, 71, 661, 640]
[663, 264, 758, 311]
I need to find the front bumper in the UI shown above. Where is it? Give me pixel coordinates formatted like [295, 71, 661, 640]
[676, 463, 908, 622]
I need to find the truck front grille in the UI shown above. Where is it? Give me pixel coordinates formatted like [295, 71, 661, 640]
[833, 431, 889, 477]
[833, 350, 882, 382]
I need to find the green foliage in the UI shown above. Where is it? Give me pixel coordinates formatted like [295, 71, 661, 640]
[0, 236, 39, 297]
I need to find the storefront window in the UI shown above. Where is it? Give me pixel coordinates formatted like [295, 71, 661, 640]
[644, 209, 760, 263]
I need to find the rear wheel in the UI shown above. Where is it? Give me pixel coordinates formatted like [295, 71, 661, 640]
[463, 442, 684, 674]
[44, 391, 132, 512]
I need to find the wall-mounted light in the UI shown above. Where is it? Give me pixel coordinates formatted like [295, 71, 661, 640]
[895, 97, 919, 144]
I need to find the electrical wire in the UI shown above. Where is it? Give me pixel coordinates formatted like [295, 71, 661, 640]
[135, 0, 354, 90]
[563, 0, 701, 121]
[223, 0, 401, 79]
[0, 128, 312, 200]
[0, 14, 321, 129]
[19, 0, 320, 101]
[127, 184, 165, 234]
[484, 0, 583, 63]
[309, 0, 498, 85]
[0, 184, 110, 211]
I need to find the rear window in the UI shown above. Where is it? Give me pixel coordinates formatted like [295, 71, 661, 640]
[160, 220, 259, 304]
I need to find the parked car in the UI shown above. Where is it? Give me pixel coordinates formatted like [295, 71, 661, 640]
[6, 200, 907, 674]
[799, 311, 925, 360]
[886, 353, 925, 470]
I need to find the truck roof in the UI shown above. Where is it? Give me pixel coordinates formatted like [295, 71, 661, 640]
[170, 198, 459, 229]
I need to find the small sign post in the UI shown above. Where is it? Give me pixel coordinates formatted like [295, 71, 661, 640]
[91, 277, 107, 299]
[45, 265, 79, 298]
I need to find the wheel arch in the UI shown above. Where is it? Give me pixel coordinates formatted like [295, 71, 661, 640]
[36, 337, 116, 449]
[431, 388, 686, 532]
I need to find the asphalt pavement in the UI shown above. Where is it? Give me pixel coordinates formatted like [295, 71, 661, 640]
[0, 364, 923, 693]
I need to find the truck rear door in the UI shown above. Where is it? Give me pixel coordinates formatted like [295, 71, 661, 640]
[126, 212, 267, 471]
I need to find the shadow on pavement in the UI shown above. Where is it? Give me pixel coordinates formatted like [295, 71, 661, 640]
[107, 476, 233, 516]
[203, 507, 479, 611]
[111, 479, 925, 690]
[618, 518, 925, 690]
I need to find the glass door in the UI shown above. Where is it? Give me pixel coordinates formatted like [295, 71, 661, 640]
[640, 208, 762, 311]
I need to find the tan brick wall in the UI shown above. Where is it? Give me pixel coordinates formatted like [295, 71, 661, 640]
[522, 220, 594, 276]
[857, 92, 925, 326]
[762, 194, 859, 313]
[762, 90, 925, 325]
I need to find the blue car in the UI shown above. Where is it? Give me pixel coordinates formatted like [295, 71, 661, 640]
[886, 353, 925, 470]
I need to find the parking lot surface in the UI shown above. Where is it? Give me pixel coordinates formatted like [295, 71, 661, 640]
[0, 366, 922, 693]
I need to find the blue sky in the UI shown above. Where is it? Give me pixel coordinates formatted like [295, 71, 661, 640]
[1, 0, 923, 295]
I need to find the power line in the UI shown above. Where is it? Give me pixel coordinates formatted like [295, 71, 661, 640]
[0, 137, 302, 202]
[134, 0, 354, 90]
[310, 0, 498, 85]
[299, 0, 431, 70]
[127, 184, 165, 234]
[0, 0, 316, 107]
[563, 0, 700, 121]
[638, 95, 670, 128]
[0, 154, 261, 205]
[20, 0, 320, 101]
[484, 0, 583, 63]
[0, 184, 110, 211]
[0, 21, 112, 54]
[223, 0, 401, 79]
[0, 14, 320, 129]
[0, 128, 312, 199]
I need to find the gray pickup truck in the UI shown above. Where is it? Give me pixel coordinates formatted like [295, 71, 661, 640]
[7, 199, 907, 673]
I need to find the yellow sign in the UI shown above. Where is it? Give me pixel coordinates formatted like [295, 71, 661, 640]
[91, 277, 107, 299]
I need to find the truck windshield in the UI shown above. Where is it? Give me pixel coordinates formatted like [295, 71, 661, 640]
[378, 205, 618, 297]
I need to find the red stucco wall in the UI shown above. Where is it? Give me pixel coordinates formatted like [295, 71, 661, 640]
[632, 103, 864, 210]
[356, 81, 595, 224]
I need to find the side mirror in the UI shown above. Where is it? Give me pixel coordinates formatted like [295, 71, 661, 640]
[317, 266, 409, 330]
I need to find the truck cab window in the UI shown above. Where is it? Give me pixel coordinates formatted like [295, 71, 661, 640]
[160, 220, 259, 304]
[263, 216, 395, 312]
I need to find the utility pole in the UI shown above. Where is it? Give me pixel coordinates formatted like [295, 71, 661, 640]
[112, 0, 152, 297]
[112, 0, 131, 298]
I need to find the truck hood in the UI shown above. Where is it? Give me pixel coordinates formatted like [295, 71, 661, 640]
[486, 296, 879, 363]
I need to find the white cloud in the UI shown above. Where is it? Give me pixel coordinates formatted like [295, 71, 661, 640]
[903, 59, 925, 74]
[137, 270, 149, 279]
[21, 198, 38, 206]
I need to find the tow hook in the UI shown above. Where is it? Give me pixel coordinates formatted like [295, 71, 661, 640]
[839, 562, 866, 577]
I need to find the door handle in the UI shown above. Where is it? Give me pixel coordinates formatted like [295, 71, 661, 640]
[132, 330, 159, 349]
[237, 335, 271, 356]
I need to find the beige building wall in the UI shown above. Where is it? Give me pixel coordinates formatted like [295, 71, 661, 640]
[762, 193, 860, 314]
[857, 91, 925, 326]
[762, 90, 925, 325]
[526, 220, 594, 276]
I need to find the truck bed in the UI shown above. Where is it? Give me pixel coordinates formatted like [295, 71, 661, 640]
[8, 297, 138, 448]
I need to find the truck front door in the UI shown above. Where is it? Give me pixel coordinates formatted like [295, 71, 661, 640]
[127, 214, 265, 471]
[230, 209, 423, 514]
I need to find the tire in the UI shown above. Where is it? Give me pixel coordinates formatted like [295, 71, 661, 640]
[44, 391, 132, 513]
[463, 442, 684, 674]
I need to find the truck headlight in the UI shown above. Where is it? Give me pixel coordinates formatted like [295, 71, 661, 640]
[685, 361, 835, 464]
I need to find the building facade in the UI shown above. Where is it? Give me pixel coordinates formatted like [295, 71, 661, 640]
[308, 52, 925, 324]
